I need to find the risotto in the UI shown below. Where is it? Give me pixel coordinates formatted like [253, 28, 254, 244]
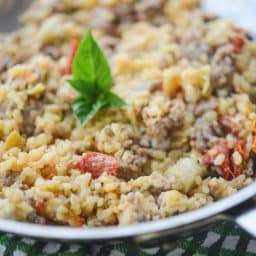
[0, 0, 256, 227]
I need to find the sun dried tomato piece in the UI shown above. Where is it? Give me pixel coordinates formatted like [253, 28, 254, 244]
[204, 139, 249, 180]
[204, 140, 233, 180]
[219, 141, 234, 180]
[231, 140, 247, 177]
[230, 34, 245, 54]
[221, 162, 234, 180]
[234, 140, 248, 161]
[233, 164, 242, 177]
[219, 115, 239, 135]
[64, 39, 79, 75]
[75, 152, 120, 178]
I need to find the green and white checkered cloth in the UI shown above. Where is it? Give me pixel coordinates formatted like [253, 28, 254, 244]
[0, 222, 255, 256]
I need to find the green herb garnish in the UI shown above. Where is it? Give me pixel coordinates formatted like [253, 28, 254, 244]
[68, 31, 126, 125]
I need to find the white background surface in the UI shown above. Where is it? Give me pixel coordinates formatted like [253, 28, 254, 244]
[202, 0, 256, 36]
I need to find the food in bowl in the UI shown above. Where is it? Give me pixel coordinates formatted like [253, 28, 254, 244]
[0, 0, 255, 227]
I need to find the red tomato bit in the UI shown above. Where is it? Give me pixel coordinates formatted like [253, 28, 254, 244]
[203, 140, 233, 180]
[204, 139, 248, 180]
[75, 152, 120, 178]
[231, 140, 248, 177]
[218, 141, 233, 180]
[234, 140, 249, 161]
[64, 39, 79, 75]
[230, 28, 245, 54]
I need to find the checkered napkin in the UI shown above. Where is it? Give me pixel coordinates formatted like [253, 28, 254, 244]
[0, 221, 256, 256]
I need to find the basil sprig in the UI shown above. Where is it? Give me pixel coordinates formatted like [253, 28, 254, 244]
[68, 31, 126, 125]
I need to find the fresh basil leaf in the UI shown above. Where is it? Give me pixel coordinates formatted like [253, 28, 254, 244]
[68, 31, 127, 125]
[68, 79, 95, 98]
[72, 96, 107, 125]
[71, 96, 91, 124]
[72, 31, 112, 91]
[104, 92, 127, 108]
